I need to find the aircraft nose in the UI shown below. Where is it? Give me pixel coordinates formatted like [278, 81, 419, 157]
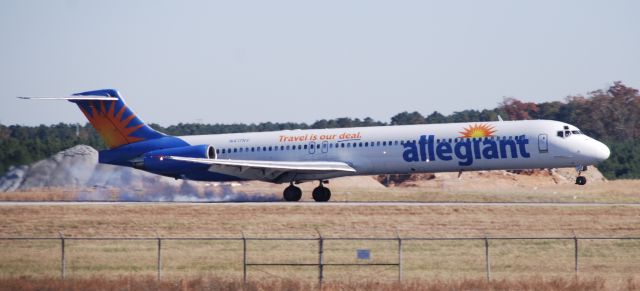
[593, 140, 610, 162]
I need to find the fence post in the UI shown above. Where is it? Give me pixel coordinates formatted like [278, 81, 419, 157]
[316, 229, 324, 288]
[396, 229, 403, 282]
[242, 232, 247, 285]
[484, 237, 491, 281]
[59, 232, 65, 280]
[574, 236, 579, 275]
[156, 237, 162, 280]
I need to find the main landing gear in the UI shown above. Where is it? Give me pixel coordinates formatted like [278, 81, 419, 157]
[282, 181, 332, 202]
[312, 181, 331, 202]
[283, 183, 302, 201]
[575, 165, 587, 185]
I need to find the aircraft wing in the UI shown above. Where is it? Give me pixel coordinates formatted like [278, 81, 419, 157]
[165, 156, 356, 183]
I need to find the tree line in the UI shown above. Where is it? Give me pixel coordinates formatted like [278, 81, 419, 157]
[1, 82, 638, 179]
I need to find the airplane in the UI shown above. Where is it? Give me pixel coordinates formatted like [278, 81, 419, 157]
[20, 89, 611, 202]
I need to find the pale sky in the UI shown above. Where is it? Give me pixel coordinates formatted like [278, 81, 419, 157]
[1, 0, 639, 126]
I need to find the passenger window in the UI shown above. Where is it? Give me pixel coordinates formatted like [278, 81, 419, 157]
[364, 142, 369, 147]
[216, 149, 220, 154]
[359, 142, 363, 147]
[341, 143, 345, 148]
[234, 148, 237, 153]
[222, 149, 226, 154]
[376, 141, 381, 146]
[251, 147, 255, 152]
[303, 145, 308, 149]
[382, 141, 387, 146]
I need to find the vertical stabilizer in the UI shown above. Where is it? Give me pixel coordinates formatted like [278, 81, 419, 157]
[71, 89, 164, 149]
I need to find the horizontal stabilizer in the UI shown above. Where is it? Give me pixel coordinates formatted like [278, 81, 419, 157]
[18, 96, 119, 101]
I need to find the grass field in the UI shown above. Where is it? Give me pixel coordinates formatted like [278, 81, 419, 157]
[5, 276, 640, 291]
[2, 177, 640, 289]
[1, 200, 640, 289]
[2, 276, 636, 291]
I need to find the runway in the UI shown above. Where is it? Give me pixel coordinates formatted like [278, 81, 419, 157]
[0, 201, 639, 207]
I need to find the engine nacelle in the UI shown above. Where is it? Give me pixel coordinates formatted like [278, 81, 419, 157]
[141, 144, 215, 175]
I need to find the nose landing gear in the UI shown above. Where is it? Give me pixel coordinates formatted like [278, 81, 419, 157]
[575, 165, 587, 185]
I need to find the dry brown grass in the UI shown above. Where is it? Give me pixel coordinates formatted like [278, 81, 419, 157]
[1, 276, 637, 291]
[2, 181, 640, 286]
[1, 203, 638, 238]
[1, 203, 640, 283]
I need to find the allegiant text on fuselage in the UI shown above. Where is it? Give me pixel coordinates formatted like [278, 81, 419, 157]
[402, 135, 531, 166]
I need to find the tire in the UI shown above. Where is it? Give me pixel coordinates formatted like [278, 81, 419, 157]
[575, 176, 587, 185]
[283, 185, 302, 201]
[312, 186, 331, 202]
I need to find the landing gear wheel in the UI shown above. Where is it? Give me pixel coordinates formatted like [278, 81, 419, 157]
[575, 176, 587, 185]
[312, 185, 331, 202]
[283, 184, 302, 201]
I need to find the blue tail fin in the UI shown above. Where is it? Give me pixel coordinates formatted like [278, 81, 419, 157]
[72, 89, 164, 149]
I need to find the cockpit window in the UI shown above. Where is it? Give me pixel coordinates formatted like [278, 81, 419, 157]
[557, 128, 584, 138]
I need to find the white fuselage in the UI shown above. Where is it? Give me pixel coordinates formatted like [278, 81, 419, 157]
[179, 120, 610, 182]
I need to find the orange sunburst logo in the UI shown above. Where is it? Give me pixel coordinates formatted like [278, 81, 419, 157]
[459, 123, 496, 138]
[79, 100, 144, 148]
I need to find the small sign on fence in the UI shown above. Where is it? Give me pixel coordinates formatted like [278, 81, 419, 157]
[357, 249, 371, 260]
